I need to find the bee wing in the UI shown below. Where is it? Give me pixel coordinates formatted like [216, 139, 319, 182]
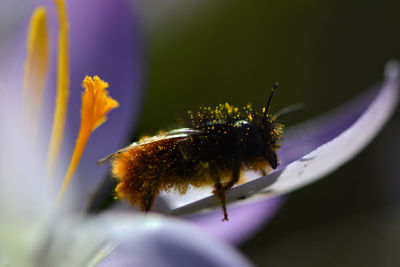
[97, 128, 204, 165]
[164, 128, 204, 136]
[96, 147, 129, 165]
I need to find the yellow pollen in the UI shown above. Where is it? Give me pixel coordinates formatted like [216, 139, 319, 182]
[57, 76, 119, 202]
[46, 0, 70, 180]
[21, 7, 49, 142]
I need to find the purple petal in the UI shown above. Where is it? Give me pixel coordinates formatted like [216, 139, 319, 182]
[96, 214, 253, 267]
[278, 80, 379, 166]
[185, 197, 284, 244]
[166, 61, 399, 215]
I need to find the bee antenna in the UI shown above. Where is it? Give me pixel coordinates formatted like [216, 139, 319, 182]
[265, 82, 278, 114]
[263, 82, 279, 121]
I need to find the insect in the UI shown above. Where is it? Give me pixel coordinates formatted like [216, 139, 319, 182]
[99, 83, 285, 221]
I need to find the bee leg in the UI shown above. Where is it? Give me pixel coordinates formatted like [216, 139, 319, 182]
[210, 166, 229, 221]
[142, 174, 161, 212]
[260, 169, 267, 176]
[213, 182, 229, 221]
[143, 189, 156, 212]
[223, 161, 240, 190]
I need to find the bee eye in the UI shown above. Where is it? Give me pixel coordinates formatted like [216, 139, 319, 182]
[233, 120, 249, 127]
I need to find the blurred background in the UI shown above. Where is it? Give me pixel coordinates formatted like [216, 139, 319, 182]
[135, 0, 400, 266]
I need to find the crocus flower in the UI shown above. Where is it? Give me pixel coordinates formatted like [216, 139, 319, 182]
[3, 1, 399, 264]
[0, 1, 253, 266]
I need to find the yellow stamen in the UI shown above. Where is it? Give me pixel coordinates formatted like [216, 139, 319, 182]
[21, 7, 49, 140]
[46, 0, 70, 179]
[57, 76, 119, 202]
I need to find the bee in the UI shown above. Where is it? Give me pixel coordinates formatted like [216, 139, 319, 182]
[99, 83, 287, 221]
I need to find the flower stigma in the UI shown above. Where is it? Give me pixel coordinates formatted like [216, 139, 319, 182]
[57, 76, 119, 202]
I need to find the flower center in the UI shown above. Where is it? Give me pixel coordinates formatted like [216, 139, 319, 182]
[22, 1, 119, 203]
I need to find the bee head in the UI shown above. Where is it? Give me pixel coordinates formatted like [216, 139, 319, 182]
[232, 120, 280, 169]
[233, 120, 264, 155]
[260, 120, 282, 169]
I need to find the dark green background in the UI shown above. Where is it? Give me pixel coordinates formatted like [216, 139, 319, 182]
[136, 1, 400, 266]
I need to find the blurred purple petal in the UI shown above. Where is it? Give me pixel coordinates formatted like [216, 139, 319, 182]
[166, 61, 399, 215]
[186, 197, 284, 244]
[0, 1, 27, 43]
[97, 214, 253, 267]
[278, 80, 379, 166]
